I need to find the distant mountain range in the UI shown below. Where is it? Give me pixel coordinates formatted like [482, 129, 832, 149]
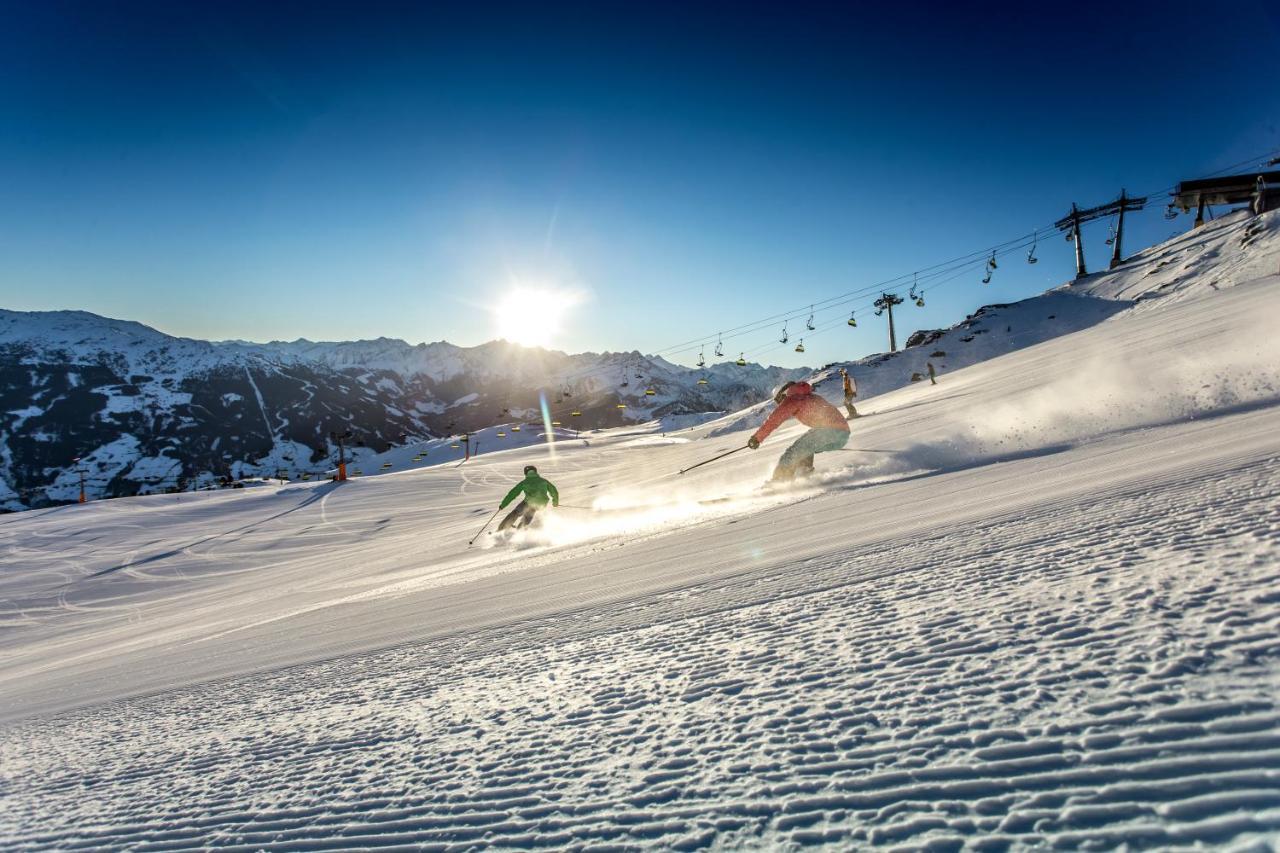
[0, 311, 805, 509]
[6, 209, 1276, 512]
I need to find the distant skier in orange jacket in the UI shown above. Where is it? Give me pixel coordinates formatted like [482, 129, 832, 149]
[841, 368, 861, 419]
[747, 381, 850, 482]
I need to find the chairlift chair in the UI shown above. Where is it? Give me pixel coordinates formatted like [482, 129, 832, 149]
[806, 305, 815, 331]
[795, 339, 805, 353]
[779, 322, 788, 344]
[571, 409, 582, 416]
[697, 347, 706, 369]
[982, 269, 993, 285]
[497, 431, 506, 437]
[512, 424, 522, 432]
[714, 334, 724, 357]
[987, 251, 998, 270]
[697, 376, 708, 385]
[644, 386, 656, 396]
[735, 354, 747, 366]
[847, 312, 857, 327]
[915, 294, 926, 308]
[551, 420, 561, 426]
[1027, 234, 1038, 264]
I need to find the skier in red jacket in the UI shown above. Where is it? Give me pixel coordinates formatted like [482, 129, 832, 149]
[748, 381, 850, 482]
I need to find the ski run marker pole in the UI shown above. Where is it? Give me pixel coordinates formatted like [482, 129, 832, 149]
[678, 445, 749, 475]
[468, 506, 504, 546]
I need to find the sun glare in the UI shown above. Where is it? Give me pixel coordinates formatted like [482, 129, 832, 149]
[494, 287, 580, 348]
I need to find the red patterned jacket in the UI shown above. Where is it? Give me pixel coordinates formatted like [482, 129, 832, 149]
[752, 382, 849, 443]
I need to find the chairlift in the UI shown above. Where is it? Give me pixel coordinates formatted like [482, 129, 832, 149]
[779, 322, 789, 344]
[551, 420, 561, 426]
[982, 268, 993, 285]
[806, 305, 815, 331]
[1105, 220, 1116, 246]
[644, 386, 656, 396]
[563, 386, 572, 398]
[915, 293, 926, 308]
[908, 275, 920, 302]
[714, 334, 724, 358]
[795, 339, 805, 353]
[735, 353, 747, 366]
[1164, 204, 1178, 221]
[512, 424, 522, 432]
[450, 442, 460, 448]
[697, 347, 706, 369]
[571, 409, 582, 417]
[697, 376, 709, 385]
[987, 251, 998, 270]
[497, 431, 506, 437]
[380, 462, 392, 469]
[847, 311, 858, 328]
[616, 403, 627, 409]
[1027, 233, 1039, 264]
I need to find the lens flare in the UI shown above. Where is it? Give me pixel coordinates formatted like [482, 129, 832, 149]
[539, 391, 556, 459]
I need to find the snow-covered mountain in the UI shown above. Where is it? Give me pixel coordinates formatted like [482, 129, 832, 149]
[0, 317, 804, 510]
[3, 213, 1278, 850]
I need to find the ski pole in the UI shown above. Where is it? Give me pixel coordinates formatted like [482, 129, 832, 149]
[678, 445, 748, 475]
[468, 506, 504, 546]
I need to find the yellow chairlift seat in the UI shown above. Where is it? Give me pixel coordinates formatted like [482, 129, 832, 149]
[644, 387, 656, 396]
[616, 403, 627, 409]
[571, 409, 582, 417]
[735, 354, 747, 366]
[450, 442, 460, 449]
[795, 340, 805, 353]
[512, 425, 522, 432]
[697, 377, 708, 385]
[381, 462, 392, 469]
[497, 431, 506, 437]
[551, 420, 561, 426]
[847, 315, 858, 327]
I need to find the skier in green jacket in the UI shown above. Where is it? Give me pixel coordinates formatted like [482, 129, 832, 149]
[497, 465, 560, 531]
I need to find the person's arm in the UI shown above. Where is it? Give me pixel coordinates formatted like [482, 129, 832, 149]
[499, 482, 525, 509]
[546, 480, 559, 506]
[752, 399, 795, 444]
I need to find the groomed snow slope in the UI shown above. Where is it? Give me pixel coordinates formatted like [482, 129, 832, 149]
[2, 272, 1280, 845]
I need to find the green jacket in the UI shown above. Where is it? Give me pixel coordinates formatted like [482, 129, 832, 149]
[500, 473, 559, 509]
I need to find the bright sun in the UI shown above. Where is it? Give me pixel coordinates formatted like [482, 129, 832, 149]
[493, 287, 580, 348]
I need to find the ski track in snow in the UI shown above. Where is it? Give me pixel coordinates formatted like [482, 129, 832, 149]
[2, 449, 1279, 850]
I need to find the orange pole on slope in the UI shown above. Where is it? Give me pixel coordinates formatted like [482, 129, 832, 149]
[331, 430, 351, 482]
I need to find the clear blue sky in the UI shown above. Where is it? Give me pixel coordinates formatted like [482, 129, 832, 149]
[2, 1, 1277, 368]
